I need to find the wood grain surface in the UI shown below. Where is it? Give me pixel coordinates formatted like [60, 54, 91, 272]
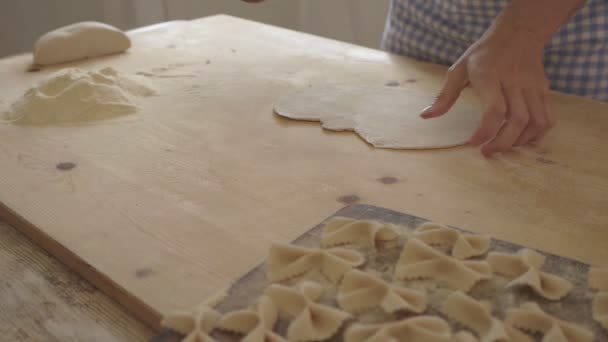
[0, 221, 151, 341]
[0, 15, 606, 331]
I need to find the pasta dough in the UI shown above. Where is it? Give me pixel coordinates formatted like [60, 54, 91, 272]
[337, 269, 426, 314]
[414, 222, 490, 259]
[217, 295, 286, 342]
[33, 22, 131, 66]
[344, 316, 451, 342]
[488, 249, 572, 300]
[264, 281, 350, 342]
[506, 302, 594, 342]
[321, 217, 400, 249]
[593, 293, 608, 331]
[274, 86, 481, 150]
[161, 305, 220, 342]
[395, 238, 492, 292]
[265, 243, 365, 283]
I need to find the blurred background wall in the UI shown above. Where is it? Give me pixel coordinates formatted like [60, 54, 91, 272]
[0, 0, 390, 58]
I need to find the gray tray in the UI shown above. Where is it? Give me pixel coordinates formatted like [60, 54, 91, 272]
[151, 204, 605, 342]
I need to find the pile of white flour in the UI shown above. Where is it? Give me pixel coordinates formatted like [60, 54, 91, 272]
[3, 67, 154, 125]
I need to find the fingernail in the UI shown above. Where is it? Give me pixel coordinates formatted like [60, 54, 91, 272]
[420, 106, 433, 118]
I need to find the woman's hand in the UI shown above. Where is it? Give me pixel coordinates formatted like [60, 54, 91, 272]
[420, 0, 586, 157]
[421, 25, 556, 157]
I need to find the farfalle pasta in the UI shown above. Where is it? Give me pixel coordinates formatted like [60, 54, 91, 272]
[266, 243, 365, 283]
[488, 249, 572, 300]
[217, 295, 286, 342]
[487, 249, 544, 277]
[159, 211, 605, 342]
[395, 238, 492, 292]
[414, 222, 490, 259]
[504, 325, 534, 342]
[506, 302, 594, 342]
[589, 267, 608, 331]
[344, 316, 451, 342]
[593, 292, 608, 331]
[441, 291, 535, 342]
[264, 281, 350, 341]
[453, 331, 478, 342]
[337, 269, 426, 314]
[451, 325, 533, 342]
[161, 305, 221, 342]
[321, 217, 400, 249]
[441, 291, 507, 342]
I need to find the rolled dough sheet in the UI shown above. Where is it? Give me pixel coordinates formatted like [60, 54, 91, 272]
[274, 86, 482, 150]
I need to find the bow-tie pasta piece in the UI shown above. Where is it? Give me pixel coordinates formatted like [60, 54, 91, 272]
[589, 267, 608, 291]
[487, 249, 544, 277]
[452, 327, 532, 342]
[344, 316, 451, 342]
[507, 269, 573, 301]
[321, 217, 400, 249]
[503, 325, 535, 342]
[217, 295, 286, 342]
[453, 331, 479, 342]
[265, 243, 365, 283]
[264, 281, 350, 342]
[593, 292, 608, 331]
[506, 302, 594, 342]
[414, 222, 490, 259]
[337, 269, 426, 314]
[441, 291, 536, 342]
[395, 238, 492, 292]
[589, 267, 608, 330]
[488, 249, 572, 300]
[161, 305, 221, 342]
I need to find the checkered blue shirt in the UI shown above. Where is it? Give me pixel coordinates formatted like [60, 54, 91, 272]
[382, 0, 608, 102]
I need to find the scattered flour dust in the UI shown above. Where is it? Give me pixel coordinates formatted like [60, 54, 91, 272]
[3, 67, 155, 125]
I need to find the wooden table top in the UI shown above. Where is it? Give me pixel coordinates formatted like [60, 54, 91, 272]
[0, 220, 151, 341]
[0, 15, 606, 332]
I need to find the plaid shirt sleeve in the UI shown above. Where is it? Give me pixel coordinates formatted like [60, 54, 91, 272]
[382, 0, 608, 102]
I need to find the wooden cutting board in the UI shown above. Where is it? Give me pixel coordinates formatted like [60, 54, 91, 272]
[0, 15, 607, 330]
[151, 204, 606, 342]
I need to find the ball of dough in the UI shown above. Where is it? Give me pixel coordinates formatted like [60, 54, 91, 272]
[33, 21, 131, 66]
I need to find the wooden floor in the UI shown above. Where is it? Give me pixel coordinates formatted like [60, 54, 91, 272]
[0, 221, 152, 342]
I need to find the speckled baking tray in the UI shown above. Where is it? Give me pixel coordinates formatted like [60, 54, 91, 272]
[150, 204, 606, 342]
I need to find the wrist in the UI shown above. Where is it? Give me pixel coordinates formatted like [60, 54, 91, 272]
[491, 0, 586, 46]
[489, 24, 546, 54]
[488, 11, 553, 51]
[481, 10, 548, 56]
